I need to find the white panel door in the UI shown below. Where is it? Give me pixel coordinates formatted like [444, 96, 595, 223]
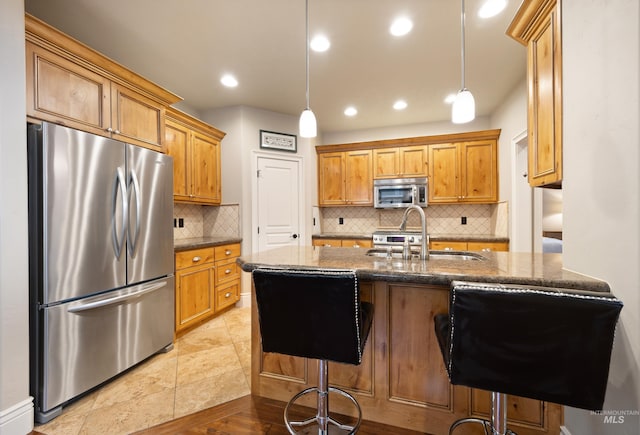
[257, 156, 301, 252]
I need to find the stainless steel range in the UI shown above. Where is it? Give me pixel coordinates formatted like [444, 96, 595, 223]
[372, 230, 425, 249]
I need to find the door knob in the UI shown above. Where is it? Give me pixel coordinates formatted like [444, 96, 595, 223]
[292, 234, 298, 239]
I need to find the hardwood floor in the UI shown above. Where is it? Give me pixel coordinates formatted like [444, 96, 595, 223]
[131, 394, 427, 435]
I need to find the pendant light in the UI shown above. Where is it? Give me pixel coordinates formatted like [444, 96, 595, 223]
[452, 0, 475, 124]
[299, 0, 317, 138]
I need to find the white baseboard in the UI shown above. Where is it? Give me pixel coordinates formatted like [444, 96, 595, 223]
[560, 425, 572, 435]
[238, 292, 252, 308]
[0, 398, 33, 435]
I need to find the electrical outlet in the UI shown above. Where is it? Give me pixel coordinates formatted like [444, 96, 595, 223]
[173, 218, 177, 228]
[461, 216, 467, 225]
[178, 218, 184, 228]
[339, 217, 344, 225]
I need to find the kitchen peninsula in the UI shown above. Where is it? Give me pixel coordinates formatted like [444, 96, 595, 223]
[238, 246, 609, 434]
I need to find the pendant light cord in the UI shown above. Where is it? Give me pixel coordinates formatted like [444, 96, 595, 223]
[460, 0, 466, 91]
[305, 0, 310, 110]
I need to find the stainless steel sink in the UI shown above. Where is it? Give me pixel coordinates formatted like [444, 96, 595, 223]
[366, 248, 486, 261]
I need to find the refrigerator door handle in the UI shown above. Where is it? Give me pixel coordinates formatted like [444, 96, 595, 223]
[127, 169, 141, 257]
[67, 281, 168, 313]
[112, 167, 128, 259]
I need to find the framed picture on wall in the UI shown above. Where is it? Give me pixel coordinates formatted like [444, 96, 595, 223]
[260, 130, 297, 153]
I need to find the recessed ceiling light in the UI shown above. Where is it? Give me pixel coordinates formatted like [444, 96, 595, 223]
[478, 0, 507, 18]
[344, 106, 358, 117]
[444, 93, 457, 104]
[310, 35, 331, 52]
[220, 74, 238, 88]
[390, 17, 413, 37]
[393, 100, 408, 110]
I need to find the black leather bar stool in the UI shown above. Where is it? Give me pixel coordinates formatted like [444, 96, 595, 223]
[434, 280, 623, 435]
[253, 267, 374, 434]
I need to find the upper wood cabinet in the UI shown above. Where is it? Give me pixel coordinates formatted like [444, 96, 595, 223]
[318, 150, 373, 206]
[25, 14, 181, 151]
[373, 146, 428, 179]
[507, 0, 563, 187]
[429, 139, 498, 204]
[165, 107, 226, 205]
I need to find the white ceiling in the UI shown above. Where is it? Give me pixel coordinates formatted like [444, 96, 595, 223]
[24, 0, 526, 133]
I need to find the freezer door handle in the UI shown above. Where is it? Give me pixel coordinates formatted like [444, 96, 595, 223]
[112, 167, 128, 259]
[127, 169, 141, 257]
[67, 281, 168, 313]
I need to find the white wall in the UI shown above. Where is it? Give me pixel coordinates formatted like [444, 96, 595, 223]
[489, 80, 528, 204]
[0, 1, 33, 434]
[562, 0, 640, 433]
[321, 116, 490, 145]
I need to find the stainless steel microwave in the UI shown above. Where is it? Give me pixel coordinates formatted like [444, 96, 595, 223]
[373, 177, 428, 208]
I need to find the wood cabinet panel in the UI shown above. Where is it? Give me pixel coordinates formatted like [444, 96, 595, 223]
[373, 146, 428, 179]
[472, 390, 546, 429]
[312, 238, 372, 248]
[318, 150, 373, 206]
[175, 265, 214, 332]
[215, 280, 240, 312]
[165, 119, 190, 200]
[318, 152, 346, 205]
[430, 241, 468, 251]
[215, 259, 239, 286]
[26, 42, 110, 135]
[215, 243, 241, 261]
[175, 247, 214, 269]
[508, 0, 562, 187]
[166, 108, 225, 204]
[110, 83, 164, 150]
[430, 241, 509, 252]
[388, 284, 451, 407]
[429, 140, 498, 204]
[467, 241, 510, 252]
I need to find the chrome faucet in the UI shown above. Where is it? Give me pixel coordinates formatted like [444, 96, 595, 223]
[399, 204, 429, 260]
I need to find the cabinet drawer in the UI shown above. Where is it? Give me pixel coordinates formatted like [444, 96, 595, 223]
[175, 248, 214, 270]
[430, 241, 468, 251]
[215, 280, 240, 312]
[341, 239, 373, 248]
[214, 243, 241, 261]
[215, 259, 240, 285]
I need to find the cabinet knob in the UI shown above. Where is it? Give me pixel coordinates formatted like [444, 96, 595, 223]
[482, 248, 492, 252]
[115, 130, 121, 134]
[106, 127, 113, 133]
[192, 256, 201, 262]
[225, 268, 232, 274]
[225, 249, 231, 255]
[224, 292, 231, 298]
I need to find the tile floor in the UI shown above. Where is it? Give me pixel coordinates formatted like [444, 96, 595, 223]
[34, 306, 252, 435]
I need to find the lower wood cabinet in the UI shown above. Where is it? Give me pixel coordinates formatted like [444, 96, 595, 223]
[312, 238, 373, 248]
[251, 281, 560, 434]
[431, 240, 509, 252]
[175, 243, 241, 333]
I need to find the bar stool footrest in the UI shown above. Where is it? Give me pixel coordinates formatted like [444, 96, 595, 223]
[284, 386, 362, 434]
[449, 417, 517, 435]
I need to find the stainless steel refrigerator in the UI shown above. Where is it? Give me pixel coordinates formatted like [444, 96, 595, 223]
[27, 122, 175, 423]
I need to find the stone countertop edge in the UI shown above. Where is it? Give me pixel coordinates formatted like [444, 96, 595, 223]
[236, 246, 610, 293]
[174, 237, 242, 251]
[312, 233, 510, 243]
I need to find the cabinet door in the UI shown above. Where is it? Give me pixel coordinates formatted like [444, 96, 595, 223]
[345, 150, 373, 205]
[191, 131, 221, 204]
[467, 241, 509, 252]
[318, 152, 346, 206]
[175, 265, 214, 332]
[110, 83, 165, 151]
[429, 144, 460, 203]
[165, 119, 190, 201]
[26, 42, 111, 136]
[528, 3, 562, 187]
[373, 148, 400, 179]
[460, 140, 498, 203]
[399, 146, 428, 178]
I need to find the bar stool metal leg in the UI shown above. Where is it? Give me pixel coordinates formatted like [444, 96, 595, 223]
[284, 360, 363, 434]
[449, 392, 516, 435]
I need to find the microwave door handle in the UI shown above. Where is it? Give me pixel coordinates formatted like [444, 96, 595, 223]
[412, 185, 417, 204]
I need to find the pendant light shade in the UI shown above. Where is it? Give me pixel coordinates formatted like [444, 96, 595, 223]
[299, 0, 317, 138]
[299, 108, 317, 138]
[452, 89, 475, 124]
[452, 0, 475, 124]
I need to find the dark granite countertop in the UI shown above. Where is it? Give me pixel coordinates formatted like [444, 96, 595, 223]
[174, 236, 242, 252]
[237, 246, 609, 292]
[312, 232, 509, 243]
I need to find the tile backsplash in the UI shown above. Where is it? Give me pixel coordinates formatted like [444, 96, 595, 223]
[321, 203, 505, 235]
[173, 203, 240, 240]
